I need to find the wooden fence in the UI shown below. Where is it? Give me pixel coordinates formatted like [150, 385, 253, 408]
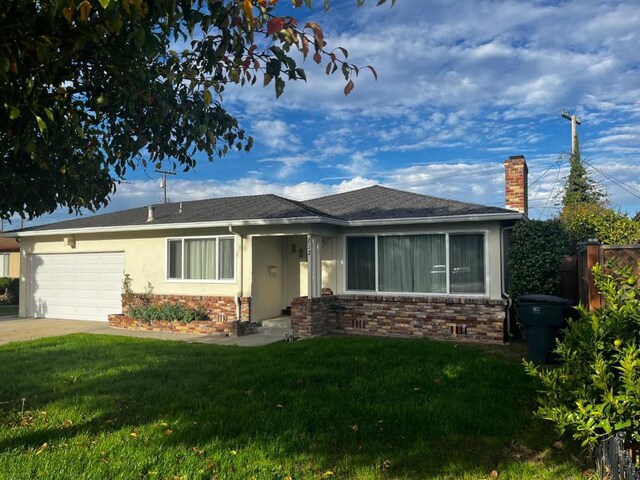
[577, 242, 640, 310]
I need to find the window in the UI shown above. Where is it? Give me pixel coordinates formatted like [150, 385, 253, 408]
[449, 234, 485, 294]
[378, 234, 446, 293]
[346, 237, 375, 290]
[167, 237, 235, 281]
[346, 233, 486, 295]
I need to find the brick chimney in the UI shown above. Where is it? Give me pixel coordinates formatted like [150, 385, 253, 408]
[504, 155, 528, 216]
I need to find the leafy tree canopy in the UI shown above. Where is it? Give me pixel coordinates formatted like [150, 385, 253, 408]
[561, 135, 605, 209]
[0, 0, 389, 220]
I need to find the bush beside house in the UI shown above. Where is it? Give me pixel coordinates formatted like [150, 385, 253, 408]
[507, 219, 574, 300]
[525, 261, 640, 448]
[0, 277, 18, 305]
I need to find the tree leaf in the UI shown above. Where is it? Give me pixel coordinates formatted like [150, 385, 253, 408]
[267, 18, 284, 36]
[99, 0, 110, 9]
[304, 22, 324, 48]
[79, 1, 92, 22]
[275, 77, 285, 98]
[203, 89, 212, 107]
[313, 52, 322, 64]
[35, 115, 46, 133]
[63, 6, 74, 23]
[43, 107, 54, 122]
[344, 79, 354, 95]
[9, 107, 20, 120]
[366, 65, 378, 80]
[243, 0, 253, 21]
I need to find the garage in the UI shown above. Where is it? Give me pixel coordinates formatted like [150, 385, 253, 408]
[28, 252, 124, 321]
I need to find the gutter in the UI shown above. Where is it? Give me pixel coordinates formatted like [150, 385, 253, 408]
[1, 212, 523, 238]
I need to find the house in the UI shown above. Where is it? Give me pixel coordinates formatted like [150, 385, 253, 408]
[2, 156, 528, 344]
[0, 238, 20, 278]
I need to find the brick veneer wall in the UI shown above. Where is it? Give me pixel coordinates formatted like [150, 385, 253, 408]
[292, 295, 507, 344]
[122, 293, 251, 322]
[108, 314, 253, 336]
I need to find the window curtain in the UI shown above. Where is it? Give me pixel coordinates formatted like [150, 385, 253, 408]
[378, 235, 445, 293]
[167, 240, 182, 279]
[449, 234, 485, 294]
[218, 238, 234, 279]
[184, 239, 216, 280]
[347, 237, 375, 290]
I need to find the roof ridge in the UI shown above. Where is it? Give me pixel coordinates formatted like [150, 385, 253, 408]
[309, 184, 512, 212]
[268, 194, 338, 219]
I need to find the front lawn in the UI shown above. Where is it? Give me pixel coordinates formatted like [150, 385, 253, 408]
[0, 305, 18, 316]
[0, 335, 584, 479]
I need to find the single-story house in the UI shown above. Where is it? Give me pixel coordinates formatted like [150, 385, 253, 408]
[2, 156, 528, 344]
[0, 238, 20, 278]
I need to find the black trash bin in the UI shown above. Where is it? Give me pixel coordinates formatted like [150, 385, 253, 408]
[518, 294, 570, 364]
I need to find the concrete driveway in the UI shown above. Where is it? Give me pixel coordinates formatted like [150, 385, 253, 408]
[0, 316, 284, 347]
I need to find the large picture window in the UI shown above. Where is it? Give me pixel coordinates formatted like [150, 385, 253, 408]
[346, 233, 486, 295]
[167, 236, 235, 281]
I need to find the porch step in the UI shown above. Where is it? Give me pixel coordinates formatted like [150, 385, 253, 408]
[255, 326, 293, 337]
[261, 317, 291, 329]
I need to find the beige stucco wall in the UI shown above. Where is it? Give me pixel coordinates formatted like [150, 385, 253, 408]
[334, 221, 505, 300]
[8, 252, 20, 278]
[18, 227, 252, 317]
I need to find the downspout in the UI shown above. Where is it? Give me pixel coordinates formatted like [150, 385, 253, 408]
[501, 225, 515, 341]
[229, 226, 246, 321]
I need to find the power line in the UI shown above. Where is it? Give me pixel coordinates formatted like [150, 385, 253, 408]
[537, 162, 563, 220]
[583, 160, 640, 201]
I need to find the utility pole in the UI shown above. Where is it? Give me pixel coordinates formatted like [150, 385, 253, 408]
[155, 169, 176, 204]
[561, 109, 581, 155]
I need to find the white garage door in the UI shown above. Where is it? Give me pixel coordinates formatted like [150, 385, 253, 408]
[28, 252, 124, 321]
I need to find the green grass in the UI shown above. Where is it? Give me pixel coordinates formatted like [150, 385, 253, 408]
[0, 335, 585, 479]
[0, 305, 18, 316]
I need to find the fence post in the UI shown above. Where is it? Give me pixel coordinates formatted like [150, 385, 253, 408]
[579, 239, 602, 311]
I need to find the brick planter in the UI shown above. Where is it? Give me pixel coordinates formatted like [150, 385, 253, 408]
[292, 295, 507, 344]
[108, 314, 254, 337]
[122, 294, 251, 322]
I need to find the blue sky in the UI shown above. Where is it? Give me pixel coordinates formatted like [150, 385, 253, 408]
[5, 0, 640, 229]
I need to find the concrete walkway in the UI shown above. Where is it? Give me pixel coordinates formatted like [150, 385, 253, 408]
[0, 317, 286, 347]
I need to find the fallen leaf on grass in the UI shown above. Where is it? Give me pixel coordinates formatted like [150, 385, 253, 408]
[192, 446, 204, 456]
[275, 404, 284, 409]
[129, 432, 138, 438]
[35, 443, 48, 455]
[490, 470, 499, 478]
[350, 424, 359, 432]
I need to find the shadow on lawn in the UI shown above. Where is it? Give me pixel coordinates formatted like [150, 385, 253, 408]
[0, 334, 572, 477]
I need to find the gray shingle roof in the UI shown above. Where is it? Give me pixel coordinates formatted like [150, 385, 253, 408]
[22, 194, 329, 232]
[304, 185, 516, 220]
[18, 185, 518, 232]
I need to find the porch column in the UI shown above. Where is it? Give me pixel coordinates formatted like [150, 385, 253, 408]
[307, 234, 322, 298]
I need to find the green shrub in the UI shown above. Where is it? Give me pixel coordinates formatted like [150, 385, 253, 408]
[0, 277, 19, 304]
[525, 261, 640, 447]
[507, 219, 574, 300]
[560, 203, 640, 245]
[129, 302, 209, 323]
